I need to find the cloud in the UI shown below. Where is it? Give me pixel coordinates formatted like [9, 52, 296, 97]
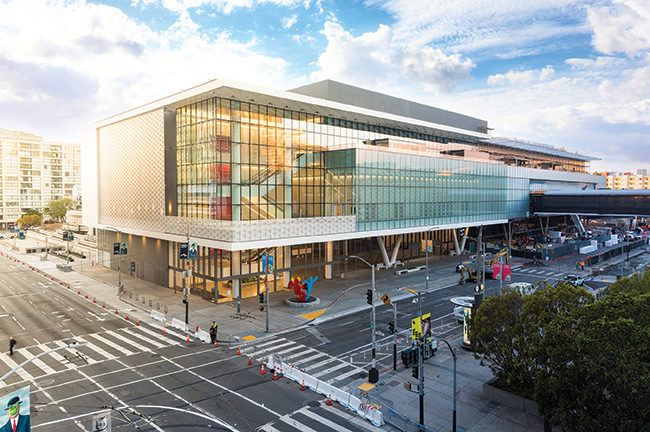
[310, 21, 473, 93]
[488, 66, 555, 86]
[282, 14, 298, 29]
[132, 0, 305, 14]
[587, 0, 650, 56]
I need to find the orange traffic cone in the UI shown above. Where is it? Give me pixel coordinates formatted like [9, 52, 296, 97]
[237, 347, 241, 355]
[93, 297, 96, 303]
[247, 356, 252, 366]
[260, 364, 266, 374]
[163, 328, 166, 334]
[125, 314, 129, 320]
[115, 309, 119, 314]
[214, 342, 217, 348]
[273, 370, 278, 380]
[85, 294, 88, 298]
[102, 302, 106, 308]
[300, 380, 306, 390]
[186, 334, 190, 342]
[327, 394, 332, 406]
[136, 319, 139, 326]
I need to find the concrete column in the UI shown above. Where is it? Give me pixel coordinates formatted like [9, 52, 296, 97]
[325, 241, 333, 279]
[283, 245, 292, 283]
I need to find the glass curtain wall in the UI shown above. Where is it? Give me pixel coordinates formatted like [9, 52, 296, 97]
[171, 96, 532, 301]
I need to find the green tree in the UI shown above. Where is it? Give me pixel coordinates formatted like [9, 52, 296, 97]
[24, 209, 42, 217]
[17, 214, 43, 229]
[598, 270, 650, 298]
[536, 293, 650, 431]
[470, 282, 593, 394]
[44, 198, 76, 222]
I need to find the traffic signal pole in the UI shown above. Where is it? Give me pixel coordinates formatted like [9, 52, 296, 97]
[392, 302, 397, 371]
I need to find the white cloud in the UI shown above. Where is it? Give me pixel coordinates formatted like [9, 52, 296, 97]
[282, 14, 298, 29]
[487, 66, 555, 86]
[132, 0, 306, 14]
[587, 0, 650, 56]
[310, 22, 473, 93]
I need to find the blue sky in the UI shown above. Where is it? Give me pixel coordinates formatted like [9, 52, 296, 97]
[0, 0, 649, 173]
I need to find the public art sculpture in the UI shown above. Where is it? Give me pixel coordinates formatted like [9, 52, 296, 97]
[288, 276, 318, 302]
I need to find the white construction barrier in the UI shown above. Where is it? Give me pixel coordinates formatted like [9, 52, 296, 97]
[150, 310, 165, 322]
[171, 318, 188, 333]
[195, 328, 211, 343]
[267, 355, 384, 427]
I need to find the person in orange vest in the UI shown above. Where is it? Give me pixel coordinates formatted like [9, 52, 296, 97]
[576, 261, 580, 269]
[580, 261, 585, 270]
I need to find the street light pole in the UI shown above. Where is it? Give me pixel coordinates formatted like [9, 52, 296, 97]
[349, 255, 378, 383]
[1, 341, 88, 382]
[417, 290, 425, 427]
[104, 226, 123, 295]
[438, 338, 457, 432]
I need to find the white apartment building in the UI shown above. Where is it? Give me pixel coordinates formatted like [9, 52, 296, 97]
[0, 128, 81, 229]
[604, 169, 650, 190]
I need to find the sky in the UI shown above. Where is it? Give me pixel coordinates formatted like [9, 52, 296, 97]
[0, 0, 648, 174]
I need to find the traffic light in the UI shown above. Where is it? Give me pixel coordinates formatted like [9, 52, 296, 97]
[388, 320, 395, 334]
[259, 292, 265, 303]
[412, 366, 418, 379]
[366, 289, 372, 305]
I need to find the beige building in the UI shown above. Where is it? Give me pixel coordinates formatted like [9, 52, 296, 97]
[604, 169, 650, 190]
[0, 128, 81, 229]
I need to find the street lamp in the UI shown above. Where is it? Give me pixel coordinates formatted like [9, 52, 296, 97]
[348, 255, 379, 383]
[438, 338, 458, 432]
[1, 341, 88, 382]
[423, 226, 439, 294]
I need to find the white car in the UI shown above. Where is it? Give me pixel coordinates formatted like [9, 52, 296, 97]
[561, 274, 584, 286]
[453, 306, 465, 323]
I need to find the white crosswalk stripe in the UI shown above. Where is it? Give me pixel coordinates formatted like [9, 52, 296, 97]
[106, 330, 153, 353]
[312, 362, 349, 378]
[86, 333, 137, 356]
[37, 344, 76, 371]
[0, 351, 34, 383]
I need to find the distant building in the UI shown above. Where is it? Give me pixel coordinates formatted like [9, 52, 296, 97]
[603, 169, 650, 190]
[0, 128, 81, 229]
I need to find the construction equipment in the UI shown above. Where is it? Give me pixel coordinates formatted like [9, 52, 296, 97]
[458, 265, 478, 285]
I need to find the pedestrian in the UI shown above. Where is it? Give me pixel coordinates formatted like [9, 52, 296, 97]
[576, 261, 580, 269]
[210, 321, 218, 344]
[9, 337, 16, 356]
[581, 261, 585, 270]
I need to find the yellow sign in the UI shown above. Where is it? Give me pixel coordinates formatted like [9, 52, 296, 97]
[411, 313, 431, 340]
[381, 294, 390, 306]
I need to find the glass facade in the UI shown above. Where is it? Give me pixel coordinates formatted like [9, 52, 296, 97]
[173, 97, 531, 230]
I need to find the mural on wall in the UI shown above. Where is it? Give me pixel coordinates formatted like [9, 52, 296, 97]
[288, 276, 318, 302]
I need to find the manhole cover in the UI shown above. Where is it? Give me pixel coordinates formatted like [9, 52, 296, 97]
[39, 379, 55, 386]
[151, 353, 161, 358]
[307, 401, 320, 407]
[117, 389, 130, 396]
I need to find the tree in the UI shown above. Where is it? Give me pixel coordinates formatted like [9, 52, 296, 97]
[44, 198, 76, 222]
[598, 270, 650, 298]
[17, 214, 43, 229]
[24, 209, 42, 217]
[470, 282, 593, 394]
[536, 293, 650, 431]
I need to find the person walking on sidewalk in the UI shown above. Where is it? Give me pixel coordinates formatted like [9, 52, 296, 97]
[9, 337, 16, 356]
[210, 321, 218, 344]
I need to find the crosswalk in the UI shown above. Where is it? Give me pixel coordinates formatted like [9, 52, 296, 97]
[241, 337, 366, 387]
[259, 403, 375, 432]
[0, 323, 180, 386]
[516, 267, 558, 277]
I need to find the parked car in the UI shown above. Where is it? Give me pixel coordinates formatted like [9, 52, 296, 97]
[453, 306, 465, 324]
[560, 274, 584, 286]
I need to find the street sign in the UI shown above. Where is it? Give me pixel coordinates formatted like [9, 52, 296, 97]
[179, 242, 188, 259]
[381, 294, 391, 305]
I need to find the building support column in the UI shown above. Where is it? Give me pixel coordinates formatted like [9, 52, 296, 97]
[283, 246, 292, 284]
[325, 241, 333, 279]
[460, 227, 470, 253]
[376, 236, 391, 269]
[389, 234, 403, 266]
[232, 250, 241, 313]
[452, 229, 461, 255]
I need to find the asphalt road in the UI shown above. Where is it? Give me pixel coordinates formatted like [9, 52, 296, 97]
[0, 255, 374, 432]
